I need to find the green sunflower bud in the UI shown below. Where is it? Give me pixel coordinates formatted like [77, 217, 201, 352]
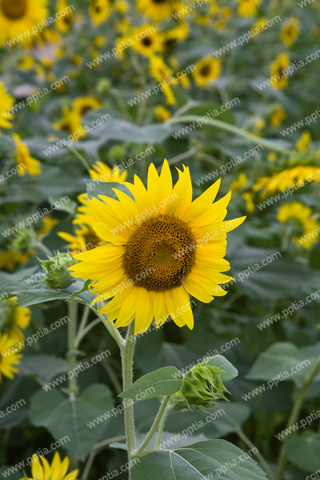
[12, 228, 36, 253]
[40, 252, 76, 290]
[180, 362, 229, 410]
[96, 78, 111, 94]
[109, 145, 126, 160]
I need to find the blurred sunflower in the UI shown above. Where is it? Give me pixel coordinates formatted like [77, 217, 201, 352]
[0, 297, 31, 342]
[270, 53, 290, 89]
[89, 0, 111, 25]
[0, 81, 14, 131]
[89, 162, 128, 182]
[137, 0, 175, 21]
[296, 131, 311, 152]
[253, 166, 320, 198]
[13, 134, 41, 176]
[59, 224, 101, 255]
[21, 452, 79, 480]
[0, 0, 48, 46]
[72, 97, 101, 118]
[230, 173, 248, 192]
[150, 55, 177, 104]
[270, 106, 287, 128]
[69, 160, 245, 334]
[54, 107, 86, 140]
[130, 25, 163, 57]
[193, 57, 221, 87]
[56, 0, 73, 33]
[237, 0, 261, 16]
[0, 249, 31, 271]
[243, 192, 255, 213]
[277, 202, 319, 249]
[154, 105, 171, 122]
[0, 333, 22, 381]
[281, 17, 300, 47]
[36, 216, 59, 238]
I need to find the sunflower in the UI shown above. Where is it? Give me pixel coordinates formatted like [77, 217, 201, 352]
[270, 106, 287, 128]
[56, 0, 73, 33]
[150, 55, 177, 104]
[130, 25, 163, 57]
[69, 160, 245, 335]
[54, 107, 86, 140]
[154, 105, 171, 122]
[277, 202, 319, 249]
[296, 131, 311, 152]
[0, 297, 31, 343]
[270, 53, 290, 90]
[21, 452, 79, 480]
[242, 192, 255, 213]
[230, 173, 248, 192]
[89, 0, 111, 25]
[0, 333, 22, 381]
[253, 166, 320, 198]
[0, 249, 31, 271]
[0, 81, 14, 131]
[89, 162, 128, 183]
[58, 224, 101, 255]
[237, 0, 261, 17]
[281, 17, 300, 47]
[72, 97, 101, 118]
[13, 134, 41, 176]
[193, 57, 221, 87]
[0, 0, 48, 47]
[36, 216, 59, 238]
[137, 0, 175, 21]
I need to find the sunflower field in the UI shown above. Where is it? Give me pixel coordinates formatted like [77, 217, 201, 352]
[1, 0, 320, 479]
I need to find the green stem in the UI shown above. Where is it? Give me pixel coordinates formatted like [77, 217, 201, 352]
[94, 309, 125, 348]
[35, 241, 52, 257]
[67, 145, 91, 174]
[135, 395, 171, 456]
[67, 302, 78, 396]
[74, 318, 100, 349]
[237, 430, 275, 480]
[166, 115, 291, 154]
[155, 404, 170, 448]
[121, 323, 136, 463]
[276, 355, 320, 480]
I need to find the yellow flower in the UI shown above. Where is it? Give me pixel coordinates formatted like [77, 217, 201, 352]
[296, 131, 311, 152]
[237, 0, 261, 17]
[89, 161, 128, 183]
[69, 160, 245, 334]
[89, 0, 111, 25]
[270, 106, 287, 128]
[163, 21, 189, 47]
[56, 0, 73, 33]
[72, 97, 101, 118]
[155, 105, 171, 122]
[130, 25, 163, 57]
[93, 35, 107, 47]
[230, 173, 248, 192]
[36, 216, 59, 237]
[0, 250, 31, 271]
[281, 17, 300, 47]
[18, 54, 35, 71]
[0, 296, 31, 343]
[243, 192, 255, 213]
[251, 17, 268, 38]
[13, 134, 41, 176]
[137, 0, 175, 21]
[270, 53, 290, 90]
[0, 0, 48, 46]
[150, 55, 177, 105]
[20, 452, 79, 480]
[58, 224, 101, 255]
[277, 202, 319, 249]
[0, 333, 22, 381]
[193, 57, 221, 87]
[115, 0, 129, 13]
[0, 81, 14, 131]
[267, 152, 277, 162]
[54, 107, 86, 140]
[253, 166, 320, 198]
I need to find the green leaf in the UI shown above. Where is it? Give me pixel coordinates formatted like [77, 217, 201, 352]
[29, 384, 114, 460]
[205, 355, 238, 381]
[86, 180, 133, 201]
[286, 434, 320, 472]
[131, 440, 267, 479]
[119, 367, 183, 401]
[19, 355, 69, 383]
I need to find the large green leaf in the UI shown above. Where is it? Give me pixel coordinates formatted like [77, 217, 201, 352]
[286, 434, 320, 472]
[206, 355, 238, 381]
[119, 367, 183, 401]
[19, 355, 69, 383]
[131, 440, 267, 479]
[29, 384, 114, 460]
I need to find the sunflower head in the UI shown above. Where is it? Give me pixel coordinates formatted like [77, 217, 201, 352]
[0, 332, 22, 381]
[193, 57, 221, 87]
[69, 160, 245, 334]
[20, 452, 79, 480]
[0, 296, 31, 342]
[277, 202, 319, 249]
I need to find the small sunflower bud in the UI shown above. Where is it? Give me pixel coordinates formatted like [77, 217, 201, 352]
[12, 228, 36, 253]
[40, 253, 76, 290]
[181, 362, 229, 410]
[96, 78, 111, 94]
[109, 145, 126, 161]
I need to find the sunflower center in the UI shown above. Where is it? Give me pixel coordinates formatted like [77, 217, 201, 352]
[142, 37, 152, 47]
[123, 214, 196, 291]
[152, 0, 167, 3]
[199, 64, 211, 77]
[1, 0, 27, 20]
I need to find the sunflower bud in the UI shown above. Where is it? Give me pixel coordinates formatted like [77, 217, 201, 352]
[12, 228, 36, 253]
[40, 253, 76, 290]
[180, 362, 229, 410]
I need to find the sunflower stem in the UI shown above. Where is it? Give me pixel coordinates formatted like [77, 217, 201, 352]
[94, 310, 125, 348]
[276, 355, 320, 480]
[166, 115, 291, 154]
[237, 430, 275, 480]
[67, 301, 78, 396]
[135, 395, 171, 456]
[121, 323, 137, 466]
